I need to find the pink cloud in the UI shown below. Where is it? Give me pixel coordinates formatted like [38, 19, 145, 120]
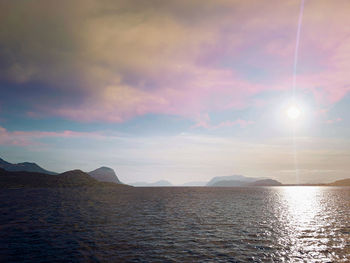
[55, 0, 350, 122]
[191, 115, 254, 130]
[2, 0, 350, 122]
[215, 119, 255, 129]
[191, 113, 211, 129]
[49, 68, 281, 123]
[0, 126, 107, 146]
[325, 117, 343, 125]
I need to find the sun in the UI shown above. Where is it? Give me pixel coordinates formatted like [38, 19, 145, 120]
[287, 105, 301, 120]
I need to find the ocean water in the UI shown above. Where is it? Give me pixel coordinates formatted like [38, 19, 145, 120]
[1, 186, 349, 262]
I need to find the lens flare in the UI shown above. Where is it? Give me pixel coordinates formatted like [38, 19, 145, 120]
[287, 106, 301, 120]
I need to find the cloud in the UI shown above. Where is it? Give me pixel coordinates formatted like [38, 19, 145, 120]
[325, 117, 342, 125]
[2, 125, 350, 184]
[1, 0, 350, 122]
[0, 126, 107, 146]
[215, 119, 254, 128]
[191, 113, 254, 130]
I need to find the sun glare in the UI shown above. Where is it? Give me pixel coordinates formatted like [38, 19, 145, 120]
[287, 105, 301, 120]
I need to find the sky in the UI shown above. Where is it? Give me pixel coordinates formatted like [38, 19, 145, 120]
[1, 0, 350, 184]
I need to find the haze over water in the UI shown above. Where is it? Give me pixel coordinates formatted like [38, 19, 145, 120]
[2, 0, 350, 185]
[1, 186, 349, 262]
[1, 0, 350, 261]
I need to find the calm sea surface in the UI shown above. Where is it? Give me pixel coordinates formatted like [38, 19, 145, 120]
[1, 186, 350, 262]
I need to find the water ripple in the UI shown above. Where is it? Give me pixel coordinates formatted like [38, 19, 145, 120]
[0, 186, 349, 262]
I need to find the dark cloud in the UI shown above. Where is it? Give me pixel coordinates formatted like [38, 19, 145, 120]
[1, 0, 349, 122]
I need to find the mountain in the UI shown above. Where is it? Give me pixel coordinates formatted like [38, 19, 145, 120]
[247, 179, 282, 186]
[57, 170, 98, 186]
[327, 178, 350, 186]
[211, 180, 248, 187]
[0, 158, 11, 166]
[181, 181, 207, 186]
[206, 175, 260, 186]
[131, 180, 173, 187]
[208, 174, 282, 187]
[0, 157, 57, 175]
[88, 167, 121, 184]
[211, 178, 282, 187]
[0, 168, 130, 188]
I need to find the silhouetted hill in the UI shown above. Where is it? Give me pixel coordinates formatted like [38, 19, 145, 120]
[210, 178, 282, 187]
[211, 180, 248, 187]
[89, 167, 121, 184]
[206, 175, 260, 186]
[131, 180, 172, 186]
[0, 158, 11, 166]
[57, 170, 98, 186]
[0, 168, 130, 188]
[0, 157, 57, 175]
[327, 178, 350, 186]
[247, 179, 282, 186]
[181, 181, 207, 186]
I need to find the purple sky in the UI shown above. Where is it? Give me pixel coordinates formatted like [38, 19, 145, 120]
[1, 0, 350, 184]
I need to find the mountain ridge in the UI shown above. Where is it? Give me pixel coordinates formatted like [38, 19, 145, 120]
[206, 175, 262, 186]
[327, 178, 350, 186]
[88, 167, 122, 184]
[0, 158, 57, 175]
[0, 168, 130, 188]
[131, 180, 172, 187]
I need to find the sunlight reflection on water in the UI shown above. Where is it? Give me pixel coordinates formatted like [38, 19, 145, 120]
[276, 187, 348, 262]
[1, 187, 350, 262]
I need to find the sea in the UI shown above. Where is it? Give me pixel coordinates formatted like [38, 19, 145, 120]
[1, 186, 349, 262]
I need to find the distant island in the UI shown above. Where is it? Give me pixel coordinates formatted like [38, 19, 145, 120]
[0, 157, 125, 188]
[0, 168, 130, 188]
[0, 157, 57, 175]
[205, 175, 350, 187]
[328, 178, 350, 186]
[210, 179, 282, 187]
[88, 167, 122, 184]
[1, 157, 350, 188]
[131, 180, 173, 187]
